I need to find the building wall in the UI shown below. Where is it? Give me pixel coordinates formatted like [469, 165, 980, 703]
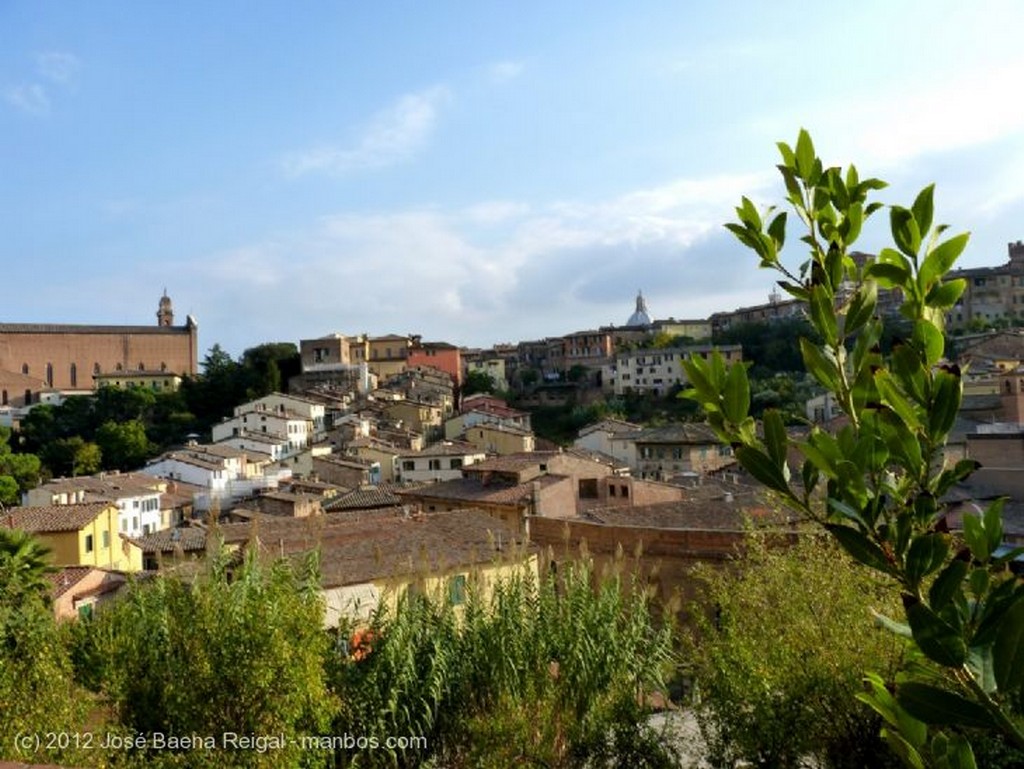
[0, 320, 198, 390]
[37, 506, 140, 571]
[462, 425, 535, 455]
[407, 346, 462, 386]
[312, 456, 371, 488]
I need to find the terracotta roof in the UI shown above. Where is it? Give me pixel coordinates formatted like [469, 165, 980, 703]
[397, 474, 568, 506]
[49, 566, 128, 601]
[324, 486, 404, 510]
[132, 527, 209, 553]
[582, 495, 789, 530]
[230, 508, 533, 588]
[4, 502, 114, 533]
[621, 423, 719, 444]
[400, 440, 482, 458]
[463, 451, 561, 473]
[577, 418, 641, 437]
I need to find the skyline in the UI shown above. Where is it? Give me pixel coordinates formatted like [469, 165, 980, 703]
[3, 2, 1024, 357]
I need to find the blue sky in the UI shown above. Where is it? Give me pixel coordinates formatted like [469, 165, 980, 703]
[3, 2, 1024, 357]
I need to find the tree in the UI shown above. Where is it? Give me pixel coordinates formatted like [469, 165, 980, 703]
[95, 419, 154, 471]
[40, 437, 102, 478]
[0, 427, 41, 501]
[462, 369, 497, 398]
[241, 342, 301, 397]
[689, 531, 905, 769]
[683, 130, 1024, 765]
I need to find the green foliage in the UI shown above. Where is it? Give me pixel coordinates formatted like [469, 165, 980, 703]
[40, 436, 103, 477]
[0, 426, 42, 500]
[461, 368, 497, 398]
[714, 317, 819, 376]
[683, 129, 1024, 764]
[81, 549, 335, 768]
[689, 531, 905, 769]
[95, 419, 155, 471]
[332, 560, 676, 768]
[0, 531, 88, 764]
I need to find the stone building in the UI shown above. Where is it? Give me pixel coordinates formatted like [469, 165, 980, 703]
[0, 292, 198, 397]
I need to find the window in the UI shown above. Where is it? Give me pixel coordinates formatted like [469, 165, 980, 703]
[578, 478, 599, 499]
[428, 459, 442, 471]
[85, 534, 94, 553]
[450, 458, 463, 470]
[449, 574, 467, 606]
[1, 390, 6, 406]
[621, 485, 629, 498]
[94, 362, 101, 375]
[70, 363, 77, 387]
[402, 460, 415, 471]
[21, 363, 28, 375]
[609, 484, 616, 497]
[78, 604, 94, 620]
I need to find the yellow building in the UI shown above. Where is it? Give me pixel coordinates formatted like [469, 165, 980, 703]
[461, 422, 536, 455]
[94, 369, 183, 392]
[6, 501, 143, 571]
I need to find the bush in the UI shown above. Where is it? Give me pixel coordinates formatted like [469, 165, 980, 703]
[688, 531, 905, 769]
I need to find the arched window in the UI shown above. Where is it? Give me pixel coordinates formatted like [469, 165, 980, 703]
[115, 363, 123, 372]
[21, 363, 28, 375]
[138, 362, 145, 372]
[94, 362, 101, 375]
[70, 363, 77, 388]
[46, 363, 53, 387]
[24, 389, 31, 405]
[1, 390, 7, 406]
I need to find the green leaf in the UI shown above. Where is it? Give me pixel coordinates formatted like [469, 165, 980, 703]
[913, 320, 945, 367]
[737, 196, 761, 229]
[795, 129, 815, 181]
[929, 558, 969, 611]
[926, 279, 967, 310]
[722, 361, 750, 425]
[963, 513, 989, 562]
[809, 285, 838, 346]
[928, 366, 962, 438]
[735, 445, 790, 495]
[874, 370, 922, 431]
[920, 232, 970, 289]
[767, 211, 787, 249]
[762, 408, 787, 468]
[866, 262, 911, 289]
[906, 534, 951, 587]
[844, 281, 877, 336]
[983, 497, 1005, 557]
[905, 597, 968, 666]
[776, 141, 795, 169]
[891, 206, 922, 258]
[993, 598, 1024, 695]
[825, 523, 892, 574]
[801, 337, 841, 391]
[895, 682, 994, 728]
[911, 184, 935, 239]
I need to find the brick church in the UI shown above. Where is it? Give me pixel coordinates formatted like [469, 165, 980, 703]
[0, 292, 198, 408]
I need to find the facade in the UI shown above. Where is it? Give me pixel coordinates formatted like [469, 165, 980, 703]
[574, 419, 641, 468]
[407, 342, 463, 387]
[397, 441, 487, 483]
[623, 424, 734, 480]
[946, 241, 1024, 330]
[4, 502, 142, 571]
[94, 369, 183, 392]
[24, 473, 165, 537]
[445, 394, 532, 439]
[709, 291, 804, 335]
[601, 344, 743, 396]
[460, 422, 536, 455]
[0, 293, 198, 393]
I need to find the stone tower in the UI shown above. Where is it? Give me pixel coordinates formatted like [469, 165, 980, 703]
[157, 290, 174, 327]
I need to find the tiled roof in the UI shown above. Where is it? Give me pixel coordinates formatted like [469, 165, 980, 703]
[132, 527, 209, 553]
[577, 418, 641, 437]
[400, 440, 481, 458]
[582, 495, 789, 530]
[4, 502, 114, 533]
[621, 423, 719, 444]
[463, 452, 560, 473]
[230, 508, 533, 588]
[49, 566, 128, 600]
[324, 486, 404, 511]
[397, 474, 568, 507]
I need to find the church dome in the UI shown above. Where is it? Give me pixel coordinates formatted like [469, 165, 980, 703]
[626, 290, 652, 327]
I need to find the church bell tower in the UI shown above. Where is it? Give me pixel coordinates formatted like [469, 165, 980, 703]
[157, 290, 174, 327]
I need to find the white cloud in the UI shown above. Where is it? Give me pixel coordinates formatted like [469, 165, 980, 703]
[177, 170, 778, 350]
[5, 83, 49, 115]
[36, 52, 80, 84]
[487, 60, 525, 84]
[282, 85, 451, 176]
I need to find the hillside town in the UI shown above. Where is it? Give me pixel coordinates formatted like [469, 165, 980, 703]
[2, 241, 1024, 626]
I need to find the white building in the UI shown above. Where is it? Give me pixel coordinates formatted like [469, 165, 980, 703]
[397, 441, 487, 483]
[574, 419, 640, 469]
[601, 344, 743, 396]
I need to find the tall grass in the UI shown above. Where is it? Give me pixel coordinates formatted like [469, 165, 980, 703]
[331, 556, 678, 768]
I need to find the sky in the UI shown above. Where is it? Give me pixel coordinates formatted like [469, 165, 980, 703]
[3, 1, 1024, 358]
